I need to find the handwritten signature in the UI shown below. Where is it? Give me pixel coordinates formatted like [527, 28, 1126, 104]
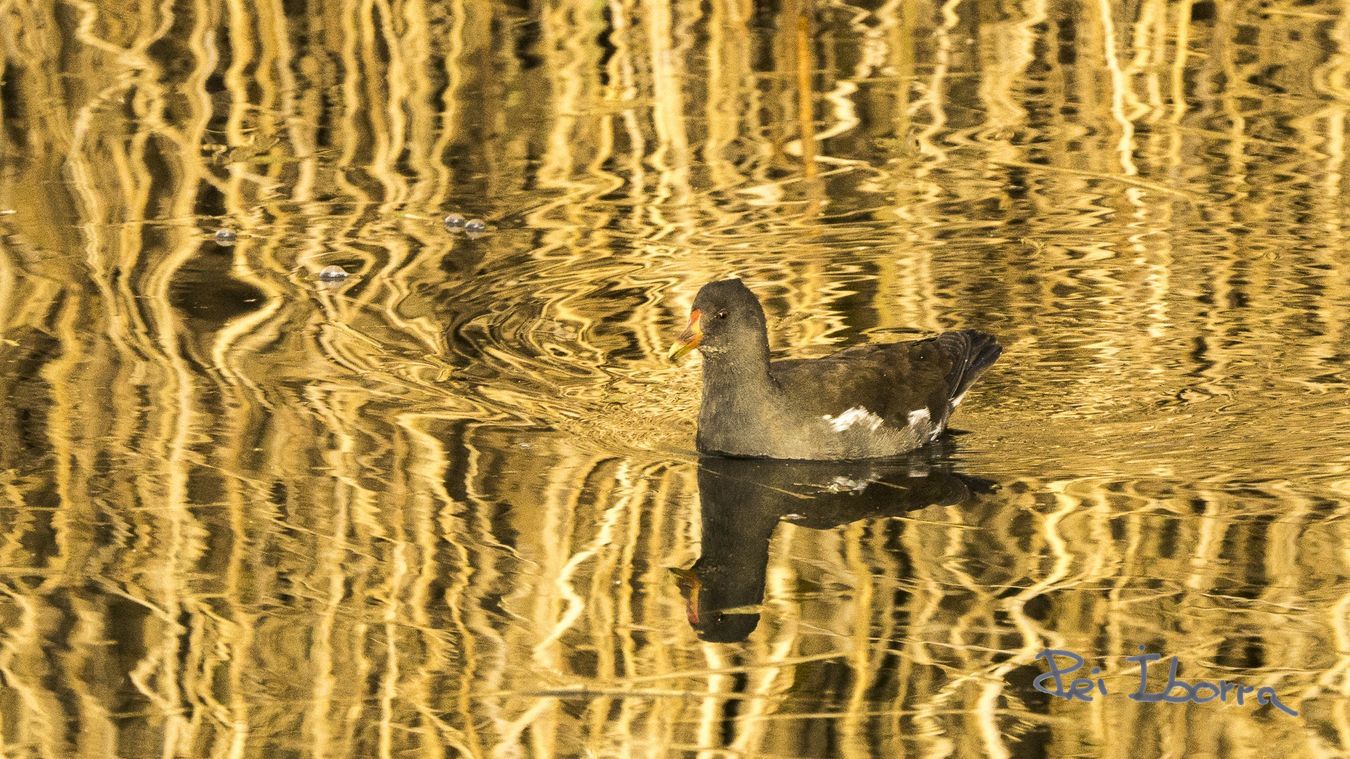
[1032, 647, 1298, 717]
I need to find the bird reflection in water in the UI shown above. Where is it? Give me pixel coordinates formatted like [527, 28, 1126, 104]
[674, 445, 994, 642]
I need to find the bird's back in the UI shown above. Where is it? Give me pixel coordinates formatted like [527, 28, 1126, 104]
[758, 330, 1002, 458]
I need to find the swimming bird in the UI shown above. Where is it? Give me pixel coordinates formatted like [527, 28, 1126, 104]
[670, 278, 1001, 460]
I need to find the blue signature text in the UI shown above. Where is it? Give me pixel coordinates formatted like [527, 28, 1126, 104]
[1031, 647, 1298, 717]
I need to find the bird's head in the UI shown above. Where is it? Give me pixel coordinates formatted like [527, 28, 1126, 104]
[669, 278, 768, 361]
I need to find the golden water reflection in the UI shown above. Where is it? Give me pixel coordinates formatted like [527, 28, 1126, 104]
[0, 0, 1347, 756]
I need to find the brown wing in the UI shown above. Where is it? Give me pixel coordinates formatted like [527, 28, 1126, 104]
[769, 330, 1001, 429]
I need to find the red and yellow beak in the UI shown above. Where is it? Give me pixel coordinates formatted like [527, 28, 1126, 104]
[669, 309, 703, 361]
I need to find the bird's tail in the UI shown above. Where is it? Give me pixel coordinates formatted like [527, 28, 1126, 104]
[947, 329, 1002, 404]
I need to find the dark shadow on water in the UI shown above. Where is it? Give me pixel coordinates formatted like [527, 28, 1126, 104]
[675, 443, 996, 643]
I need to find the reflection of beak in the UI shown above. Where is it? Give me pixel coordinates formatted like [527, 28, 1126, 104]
[669, 309, 703, 361]
[670, 567, 702, 625]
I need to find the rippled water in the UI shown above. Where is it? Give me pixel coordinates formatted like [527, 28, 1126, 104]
[0, 1, 1347, 757]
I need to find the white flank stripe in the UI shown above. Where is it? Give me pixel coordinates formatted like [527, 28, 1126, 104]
[822, 406, 884, 433]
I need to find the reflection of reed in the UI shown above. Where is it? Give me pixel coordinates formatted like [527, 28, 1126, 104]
[0, 0, 1346, 757]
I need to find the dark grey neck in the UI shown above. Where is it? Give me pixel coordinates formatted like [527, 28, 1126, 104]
[699, 340, 776, 406]
[695, 339, 778, 455]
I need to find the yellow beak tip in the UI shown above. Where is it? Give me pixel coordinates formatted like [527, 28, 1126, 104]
[670, 310, 702, 362]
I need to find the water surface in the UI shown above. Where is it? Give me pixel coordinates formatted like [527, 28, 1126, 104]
[0, 0, 1347, 757]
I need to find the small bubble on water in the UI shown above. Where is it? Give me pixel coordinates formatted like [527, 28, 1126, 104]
[214, 228, 237, 244]
[318, 265, 349, 282]
[443, 213, 466, 230]
[465, 218, 487, 237]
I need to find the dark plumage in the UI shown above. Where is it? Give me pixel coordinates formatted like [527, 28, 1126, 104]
[671, 278, 1002, 460]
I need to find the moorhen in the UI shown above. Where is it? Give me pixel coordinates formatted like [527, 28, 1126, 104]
[670, 278, 1001, 460]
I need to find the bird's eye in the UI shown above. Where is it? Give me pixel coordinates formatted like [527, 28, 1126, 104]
[716, 310, 729, 319]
